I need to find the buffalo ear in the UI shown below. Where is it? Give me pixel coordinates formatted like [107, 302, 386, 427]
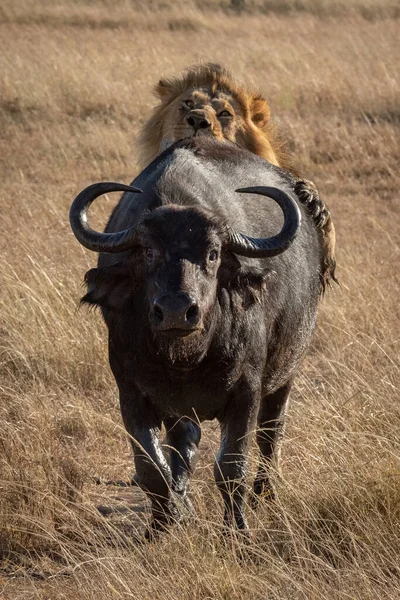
[250, 96, 271, 128]
[233, 267, 275, 309]
[81, 263, 133, 310]
[219, 252, 275, 309]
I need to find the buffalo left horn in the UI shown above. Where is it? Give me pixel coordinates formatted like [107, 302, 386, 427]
[69, 182, 142, 253]
[226, 186, 301, 258]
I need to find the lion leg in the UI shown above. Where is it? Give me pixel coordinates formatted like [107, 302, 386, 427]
[294, 178, 337, 289]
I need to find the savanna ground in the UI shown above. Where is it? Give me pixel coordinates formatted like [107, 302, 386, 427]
[0, 1, 399, 598]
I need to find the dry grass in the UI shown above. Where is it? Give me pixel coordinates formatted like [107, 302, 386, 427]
[0, 1, 399, 598]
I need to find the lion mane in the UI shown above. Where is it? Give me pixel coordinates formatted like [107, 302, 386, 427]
[138, 62, 292, 172]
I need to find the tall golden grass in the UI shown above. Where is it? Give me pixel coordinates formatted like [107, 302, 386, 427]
[0, 1, 399, 598]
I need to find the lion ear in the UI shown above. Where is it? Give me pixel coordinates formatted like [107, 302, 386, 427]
[155, 78, 178, 101]
[156, 79, 171, 97]
[250, 97, 271, 128]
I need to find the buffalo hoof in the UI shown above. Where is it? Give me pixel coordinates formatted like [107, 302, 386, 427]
[144, 491, 196, 540]
[250, 479, 276, 509]
[144, 498, 182, 541]
[144, 519, 168, 542]
[174, 491, 195, 518]
[219, 522, 253, 554]
[221, 510, 251, 538]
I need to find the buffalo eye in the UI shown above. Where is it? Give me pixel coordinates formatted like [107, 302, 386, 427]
[145, 248, 154, 263]
[218, 110, 232, 118]
[209, 250, 218, 262]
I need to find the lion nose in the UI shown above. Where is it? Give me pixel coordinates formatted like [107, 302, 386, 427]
[186, 114, 211, 131]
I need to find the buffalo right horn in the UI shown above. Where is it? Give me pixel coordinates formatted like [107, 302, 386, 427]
[225, 186, 301, 258]
[69, 182, 142, 253]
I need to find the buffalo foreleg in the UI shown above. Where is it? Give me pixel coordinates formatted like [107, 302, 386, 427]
[253, 382, 292, 504]
[164, 416, 201, 508]
[119, 389, 178, 537]
[214, 382, 259, 533]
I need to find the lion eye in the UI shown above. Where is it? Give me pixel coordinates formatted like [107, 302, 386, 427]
[218, 110, 232, 118]
[183, 100, 194, 109]
[209, 250, 218, 262]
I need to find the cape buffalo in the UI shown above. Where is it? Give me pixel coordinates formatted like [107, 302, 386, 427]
[69, 137, 324, 538]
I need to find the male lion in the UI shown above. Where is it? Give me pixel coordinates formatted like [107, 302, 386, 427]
[138, 63, 336, 288]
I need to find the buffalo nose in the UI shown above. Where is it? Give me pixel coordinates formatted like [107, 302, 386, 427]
[151, 294, 200, 331]
[186, 114, 211, 131]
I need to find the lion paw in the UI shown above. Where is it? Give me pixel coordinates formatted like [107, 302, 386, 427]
[294, 178, 338, 290]
[294, 179, 330, 228]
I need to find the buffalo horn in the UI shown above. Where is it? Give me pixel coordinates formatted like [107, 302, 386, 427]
[69, 182, 142, 253]
[226, 186, 301, 258]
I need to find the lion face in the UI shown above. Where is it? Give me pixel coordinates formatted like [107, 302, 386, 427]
[138, 63, 288, 171]
[158, 87, 249, 151]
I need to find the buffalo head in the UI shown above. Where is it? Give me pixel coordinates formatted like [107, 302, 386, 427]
[70, 182, 301, 365]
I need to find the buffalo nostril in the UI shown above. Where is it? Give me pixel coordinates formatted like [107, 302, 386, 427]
[185, 303, 199, 323]
[153, 304, 163, 322]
